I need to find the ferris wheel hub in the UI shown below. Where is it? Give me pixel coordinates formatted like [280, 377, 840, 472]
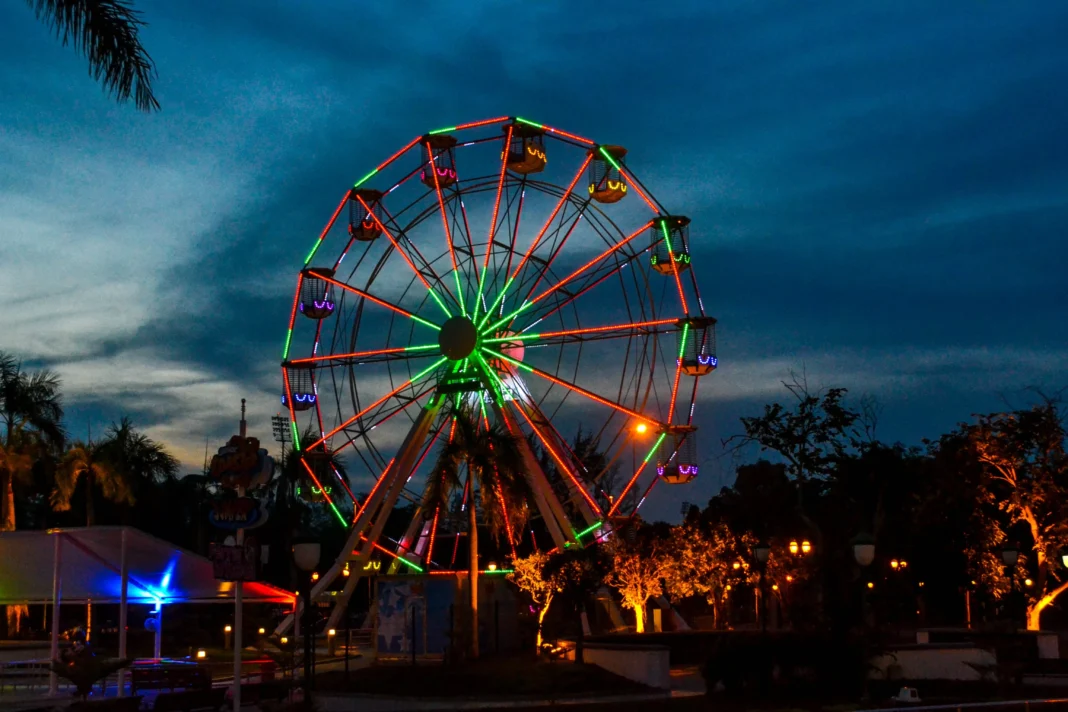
[438, 316, 478, 360]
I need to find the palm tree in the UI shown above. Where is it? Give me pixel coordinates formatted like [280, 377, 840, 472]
[24, 0, 159, 112]
[426, 412, 529, 658]
[52, 440, 132, 526]
[101, 416, 178, 485]
[1, 352, 64, 531]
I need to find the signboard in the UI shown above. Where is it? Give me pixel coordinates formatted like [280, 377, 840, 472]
[209, 435, 274, 491]
[209, 497, 268, 530]
[210, 537, 260, 582]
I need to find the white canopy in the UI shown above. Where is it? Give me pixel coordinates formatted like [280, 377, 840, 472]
[0, 526, 294, 605]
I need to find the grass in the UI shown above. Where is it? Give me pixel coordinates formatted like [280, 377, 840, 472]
[316, 657, 654, 699]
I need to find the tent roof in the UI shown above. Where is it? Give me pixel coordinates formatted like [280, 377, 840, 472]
[0, 527, 295, 605]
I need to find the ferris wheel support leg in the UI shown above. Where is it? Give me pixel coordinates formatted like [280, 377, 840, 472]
[323, 399, 443, 630]
[511, 396, 599, 527]
[495, 403, 575, 550]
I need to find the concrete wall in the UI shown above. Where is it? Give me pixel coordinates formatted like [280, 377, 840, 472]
[870, 646, 996, 681]
[565, 643, 671, 689]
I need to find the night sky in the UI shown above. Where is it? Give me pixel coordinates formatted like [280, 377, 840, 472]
[1, 1, 1066, 522]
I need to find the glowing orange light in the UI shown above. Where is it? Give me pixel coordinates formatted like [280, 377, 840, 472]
[635, 422, 648, 434]
[789, 541, 799, 555]
[311, 572, 319, 581]
[771, 584, 779, 591]
[732, 562, 741, 570]
[785, 575, 793, 582]
[801, 540, 812, 554]
[891, 559, 899, 569]
[867, 582, 874, 589]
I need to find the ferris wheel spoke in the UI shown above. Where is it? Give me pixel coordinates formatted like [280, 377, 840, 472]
[605, 430, 665, 518]
[473, 124, 513, 325]
[316, 273, 441, 331]
[478, 154, 593, 330]
[307, 356, 447, 451]
[481, 347, 663, 428]
[287, 344, 440, 368]
[484, 318, 679, 348]
[358, 196, 456, 319]
[301, 191, 351, 267]
[332, 381, 438, 457]
[426, 141, 468, 317]
[511, 196, 593, 311]
[483, 220, 651, 335]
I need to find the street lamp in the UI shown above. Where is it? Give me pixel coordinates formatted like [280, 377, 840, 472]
[754, 542, 771, 634]
[1001, 545, 1019, 568]
[789, 540, 799, 555]
[293, 540, 321, 702]
[801, 540, 812, 555]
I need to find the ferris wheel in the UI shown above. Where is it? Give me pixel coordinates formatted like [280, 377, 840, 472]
[278, 116, 717, 630]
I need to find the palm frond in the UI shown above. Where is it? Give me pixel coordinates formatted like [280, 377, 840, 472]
[26, 0, 160, 112]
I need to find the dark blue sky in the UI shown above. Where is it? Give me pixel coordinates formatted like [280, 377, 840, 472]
[1, 1, 1065, 522]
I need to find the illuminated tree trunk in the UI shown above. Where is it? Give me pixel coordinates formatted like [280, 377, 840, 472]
[536, 594, 552, 650]
[1027, 580, 1068, 631]
[1, 472, 14, 531]
[633, 600, 645, 633]
[468, 487, 480, 659]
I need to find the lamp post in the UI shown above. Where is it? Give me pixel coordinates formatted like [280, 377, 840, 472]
[1001, 544, 1020, 629]
[852, 533, 875, 628]
[754, 541, 770, 634]
[293, 541, 321, 702]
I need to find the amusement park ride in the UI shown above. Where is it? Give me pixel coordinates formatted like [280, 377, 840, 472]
[276, 117, 717, 633]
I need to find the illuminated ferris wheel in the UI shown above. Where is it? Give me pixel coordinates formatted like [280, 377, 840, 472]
[278, 116, 716, 629]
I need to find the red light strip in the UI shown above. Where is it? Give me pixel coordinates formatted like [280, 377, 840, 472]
[606, 458, 648, 518]
[426, 141, 464, 313]
[451, 475, 470, 568]
[426, 505, 441, 565]
[485, 125, 513, 279]
[542, 124, 595, 145]
[285, 272, 304, 341]
[526, 221, 651, 311]
[300, 457, 339, 512]
[281, 367, 299, 444]
[534, 318, 677, 340]
[304, 192, 351, 266]
[377, 136, 421, 173]
[454, 116, 510, 131]
[668, 360, 683, 426]
[357, 195, 452, 312]
[511, 401, 602, 516]
[618, 166, 660, 214]
[507, 155, 592, 287]
[353, 458, 393, 524]
[486, 348, 659, 427]
[289, 346, 417, 365]
[330, 383, 437, 458]
[314, 273, 437, 328]
[516, 199, 590, 306]
[307, 372, 435, 451]
[480, 407, 518, 557]
[660, 220, 690, 315]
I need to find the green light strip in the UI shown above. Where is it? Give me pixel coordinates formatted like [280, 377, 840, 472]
[427, 286, 453, 319]
[478, 275, 517, 329]
[283, 328, 294, 359]
[598, 146, 622, 171]
[429, 126, 456, 135]
[452, 269, 467, 317]
[678, 323, 690, 360]
[660, 219, 675, 255]
[515, 117, 543, 128]
[395, 555, 424, 573]
[472, 265, 489, 324]
[646, 433, 666, 462]
[326, 500, 347, 527]
[353, 168, 379, 190]
[575, 520, 603, 539]
[406, 344, 440, 353]
[303, 238, 324, 267]
[474, 351, 505, 406]
[412, 357, 449, 384]
[482, 347, 531, 374]
[412, 315, 443, 331]
[481, 333, 540, 344]
[290, 422, 301, 450]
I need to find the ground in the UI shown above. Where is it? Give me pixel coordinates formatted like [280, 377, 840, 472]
[316, 657, 652, 698]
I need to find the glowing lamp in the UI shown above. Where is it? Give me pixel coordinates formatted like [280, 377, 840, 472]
[1062, 554, 1068, 569]
[789, 541, 799, 555]
[1025, 578, 1034, 587]
[635, 422, 648, 434]
[725, 584, 731, 591]
[280, 637, 288, 645]
[867, 582, 874, 589]
[311, 572, 320, 582]
[732, 562, 741, 570]
[292, 541, 321, 572]
[754, 541, 771, 565]
[196, 649, 206, 659]
[487, 562, 498, 572]
[224, 625, 232, 633]
[919, 582, 925, 588]
[852, 533, 875, 567]
[900, 560, 908, 568]
[343, 566, 350, 577]
[328, 629, 336, 637]
[771, 584, 779, 591]
[801, 540, 812, 555]
[890, 559, 899, 569]
[786, 575, 793, 582]
[258, 628, 266, 635]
